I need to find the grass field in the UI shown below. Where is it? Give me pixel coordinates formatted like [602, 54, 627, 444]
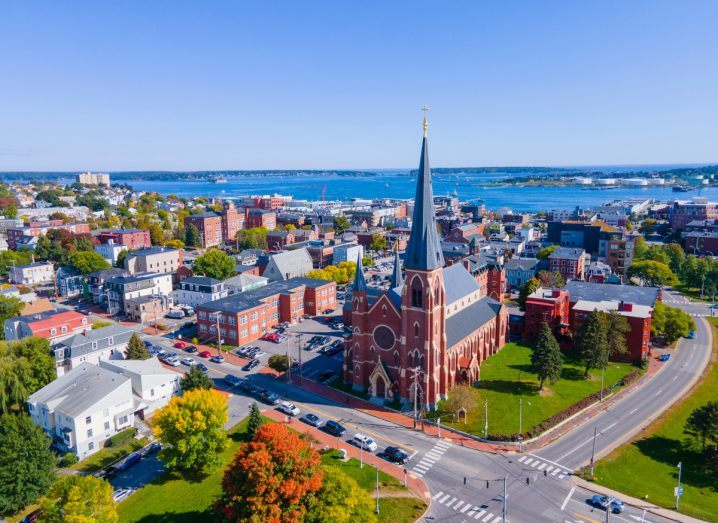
[429, 342, 636, 437]
[119, 420, 424, 523]
[592, 318, 718, 521]
[69, 436, 148, 473]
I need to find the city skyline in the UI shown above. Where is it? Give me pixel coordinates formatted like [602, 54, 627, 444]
[1, 1, 717, 171]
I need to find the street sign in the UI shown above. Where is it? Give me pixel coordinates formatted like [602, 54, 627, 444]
[674, 487, 684, 496]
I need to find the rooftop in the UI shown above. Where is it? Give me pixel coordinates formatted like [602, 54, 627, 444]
[565, 281, 660, 307]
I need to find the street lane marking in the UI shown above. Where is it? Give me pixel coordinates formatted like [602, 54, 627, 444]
[546, 465, 554, 472]
[474, 510, 485, 519]
[531, 461, 539, 467]
[439, 494, 450, 504]
[654, 389, 663, 396]
[446, 497, 457, 506]
[629, 408, 638, 414]
[574, 513, 601, 523]
[432, 491, 444, 500]
[420, 456, 437, 463]
[492, 518, 502, 523]
[414, 464, 429, 472]
[555, 422, 617, 461]
[561, 487, 575, 510]
[426, 451, 443, 460]
[558, 474, 567, 479]
[551, 468, 560, 476]
[436, 440, 452, 448]
[527, 453, 572, 472]
[672, 376, 678, 381]
[518, 455, 527, 463]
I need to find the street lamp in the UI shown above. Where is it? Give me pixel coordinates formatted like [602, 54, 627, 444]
[675, 462, 683, 509]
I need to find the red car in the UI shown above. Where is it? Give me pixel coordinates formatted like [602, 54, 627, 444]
[198, 350, 212, 358]
[173, 341, 187, 349]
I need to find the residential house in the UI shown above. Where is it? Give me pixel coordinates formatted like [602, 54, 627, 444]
[104, 272, 173, 316]
[97, 229, 152, 250]
[94, 240, 126, 265]
[124, 247, 183, 281]
[262, 248, 314, 282]
[88, 268, 129, 305]
[4, 310, 91, 342]
[332, 243, 364, 264]
[224, 273, 269, 294]
[172, 276, 229, 308]
[56, 267, 84, 298]
[10, 262, 54, 285]
[125, 295, 168, 323]
[53, 325, 132, 376]
[504, 258, 540, 290]
[6, 221, 90, 250]
[548, 247, 587, 282]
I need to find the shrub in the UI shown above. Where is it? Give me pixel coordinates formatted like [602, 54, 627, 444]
[58, 452, 78, 467]
[105, 427, 137, 448]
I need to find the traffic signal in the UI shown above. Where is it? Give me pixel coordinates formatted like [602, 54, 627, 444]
[486, 481, 490, 488]
[464, 477, 467, 485]
[525, 477, 530, 485]
[543, 470, 547, 476]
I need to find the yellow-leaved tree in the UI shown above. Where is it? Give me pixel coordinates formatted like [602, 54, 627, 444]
[152, 388, 229, 472]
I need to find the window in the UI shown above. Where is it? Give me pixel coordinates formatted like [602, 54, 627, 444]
[104, 421, 110, 431]
[88, 441, 94, 450]
[151, 388, 155, 397]
[240, 315, 248, 325]
[241, 328, 248, 337]
[87, 428, 93, 438]
[50, 328, 57, 336]
[61, 326, 68, 333]
[108, 337, 114, 345]
[118, 415, 129, 426]
[250, 311, 258, 320]
[85, 416, 92, 424]
[251, 325, 258, 334]
[92, 341, 98, 350]
[414, 323, 419, 337]
[411, 278, 423, 308]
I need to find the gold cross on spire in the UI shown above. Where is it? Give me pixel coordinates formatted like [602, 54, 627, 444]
[422, 105, 429, 137]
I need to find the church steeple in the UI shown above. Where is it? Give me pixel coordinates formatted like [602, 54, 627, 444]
[353, 253, 367, 292]
[404, 110, 445, 271]
[391, 243, 403, 288]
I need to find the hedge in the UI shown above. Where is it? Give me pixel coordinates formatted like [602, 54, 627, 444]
[105, 427, 138, 448]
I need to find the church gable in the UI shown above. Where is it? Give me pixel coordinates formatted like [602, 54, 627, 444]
[368, 292, 402, 320]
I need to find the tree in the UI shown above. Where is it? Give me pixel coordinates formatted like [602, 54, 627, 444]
[443, 385, 477, 419]
[0, 337, 55, 413]
[518, 277, 541, 311]
[537, 270, 564, 288]
[0, 250, 33, 279]
[68, 251, 110, 275]
[369, 233, 386, 252]
[181, 366, 213, 392]
[627, 260, 678, 287]
[193, 248, 236, 280]
[39, 475, 117, 523]
[268, 354, 290, 372]
[236, 227, 268, 250]
[0, 413, 56, 516]
[246, 402, 263, 440]
[184, 223, 201, 248]
[537, 245, 558, 261]
[531, 324, 563, 390]
[599, 311, 630, 358]
[633, 236, 648, 260]
[125, 333, 151, 360]
[116, 249, 128, 268]
[2, 202, 18, 219]
[361, 255, 374, 267]
[0, 295, 23, 340]
[149, 223, 165, 246]
[333, 215, 350, 235]
[153, 388, 228, 472]
[576, 311, 609, 378]
[216, 422, 323, 522]
[651, 302, 695, 344]
[165, 239, 185, 249]
[306, 466, 376, 523]
[684, 402, 718, 452]
[73, 235, 95, 252]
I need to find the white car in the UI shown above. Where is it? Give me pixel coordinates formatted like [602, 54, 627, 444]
[279, 401, 301, 417]
[113, 487, 136, 502]
[181, 357, 197, 366]
[352, 433, 378, 452]
[166, 357, 181, 367]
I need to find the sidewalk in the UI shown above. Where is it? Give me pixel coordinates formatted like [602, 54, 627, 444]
[262, 407, 430, 502]
[572, 477, 708, 523]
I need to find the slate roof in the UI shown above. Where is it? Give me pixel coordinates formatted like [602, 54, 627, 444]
[264, 248, 313, 280]
[404, 131, 444, 271]
[181, 276, 223, 287]
[57, 324, 133, 359]
[353, 253, 367, 292]
[391, 249, 403, 288]
[186, 212, 219, 219]
[505, 258, 540, 272]
[549, 247, 585, 260]
[564, 281, 660, 307]
[446, 297, 503, 348]
[28, 362, 130, 418]
[442, 263, 481, 306]
[126, 247, 179, 257]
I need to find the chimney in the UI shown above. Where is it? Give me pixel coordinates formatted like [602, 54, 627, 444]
[552, 289, 560, 298]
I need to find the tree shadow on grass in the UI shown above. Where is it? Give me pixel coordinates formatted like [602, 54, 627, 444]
[506, 363, 533, 373]
[633, 435, 718, 490]
[477, 379, 540, 396]
[560, 367, 586, 381]
[134, 509, 219, 523]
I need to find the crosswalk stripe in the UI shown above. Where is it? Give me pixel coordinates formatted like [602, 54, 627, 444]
[460, 504, 471, 513]
[559, 474, 566, 479]
[482, 512, 494, 522]
[531, 461, 540, 467]
[414, 464, 429, 473]
[436, 440, 451, 448]
[518, 455, 527, 463]
[551, 468, 560, 476]
[492, 517, 502, 523]
[474, 510, 485, 519]
[538, 463, 547, 470]
[523, 458, 534, 466]
[446, 497, 457, 506]
[420, 457, 436, 465]
[426, 451, 443, 460]
[439, 494, 451, 504]
[454, 500, 464, 510]
[545, 465, 554, 473]
[432, 491, 444, 500]
[412, 471, 423, 477]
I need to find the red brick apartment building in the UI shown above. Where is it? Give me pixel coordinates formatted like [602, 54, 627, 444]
[185, 212, 223, 248]
[196, 278, 335, 346]
[7, 221, 91, 250]
[246, 209, 277, 230]
[548, 247, 587, 282]
[523, 288, 570, 340]
[670, 199, 718, 230]
[98, 228, 152, 250]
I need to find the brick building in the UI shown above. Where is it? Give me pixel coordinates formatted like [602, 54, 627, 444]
[523, 288, 570, 340]
[548, 247, 587, 282]
[246, 209, 277, 230]
[185, 212, 223, 248]
[98, 229, 152, 250]
[7, 221, 91, 250]
[670, 199, 718, 230]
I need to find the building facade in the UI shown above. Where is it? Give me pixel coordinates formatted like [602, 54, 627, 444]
[98, 229, 152, 250]
[172, 276, 229, 308]
[10, 262, 54, 285]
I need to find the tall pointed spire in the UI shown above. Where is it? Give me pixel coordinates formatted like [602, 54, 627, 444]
[391, 242, 403, 288]
[353, 253, 367, 292]
[404, 109, 445, 271]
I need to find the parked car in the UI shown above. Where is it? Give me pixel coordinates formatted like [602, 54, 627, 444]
[323, 420, 347, 437]
[279, 401, 301, 416]
[352, 433, 378, 452]
[181, 357, 197, 366]
[224, 374, 241, 386]
[164, 357, 180, 367]
[173, 341, 187, 349]
[183, 345, 198, 353]
[198, 350, 212, 358]
[210, 354, 225, 363]
[196, 363, 209, 374]
[113, 487, 136, 503]
[659, 354, 670, 362]
[242, 359, 260, 372]
[382, 446, 409, 464]
[300, 413, 322, 427]
[259, 390, 280, 405]
[165, 309, 185, 319]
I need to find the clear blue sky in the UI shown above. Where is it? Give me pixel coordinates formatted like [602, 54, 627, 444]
[1, 1, 716, 171]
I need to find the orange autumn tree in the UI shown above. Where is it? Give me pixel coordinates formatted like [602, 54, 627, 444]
[217, 422, 324, 523]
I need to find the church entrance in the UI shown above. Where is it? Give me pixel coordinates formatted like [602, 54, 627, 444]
[375, 376, 386, 398]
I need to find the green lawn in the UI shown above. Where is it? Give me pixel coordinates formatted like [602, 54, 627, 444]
[429, 342, 636, 438]
[592, 319, 718, 521]
[119, 421, 425, 523]
[70, 436, 148, 473]
[329, 378, 371, 400]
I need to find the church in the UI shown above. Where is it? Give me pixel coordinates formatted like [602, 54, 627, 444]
[343, 116, 509, 410]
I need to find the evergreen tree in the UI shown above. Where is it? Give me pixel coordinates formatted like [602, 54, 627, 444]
[247, 402, 263, 440]
[576, 311, 609, 378]
[0, 413, 56, 516]
[684, 401, 718, 451]
[518, 278, 541, 311]
[125, 333, 151, 360]
[531, 324, 563, 390]
[181, 366, 212, 392]
[599, 311, 630, 358]
[184, 224, 201, 248]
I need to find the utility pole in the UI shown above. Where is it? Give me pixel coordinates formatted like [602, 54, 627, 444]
[502, 474, 508, 523]
[375, 464, 380, 514]
[484, 398, 489, 439]
[410, 366, 420, 428]
[675, 462, 683, 509]
[590, 426, 597, 477]
[518, 399, 523, 452]
[215, 313, 222, 356]
[297, 333, 303, 386]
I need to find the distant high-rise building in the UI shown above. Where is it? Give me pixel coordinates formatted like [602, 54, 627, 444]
[75, 172, 111, 187]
